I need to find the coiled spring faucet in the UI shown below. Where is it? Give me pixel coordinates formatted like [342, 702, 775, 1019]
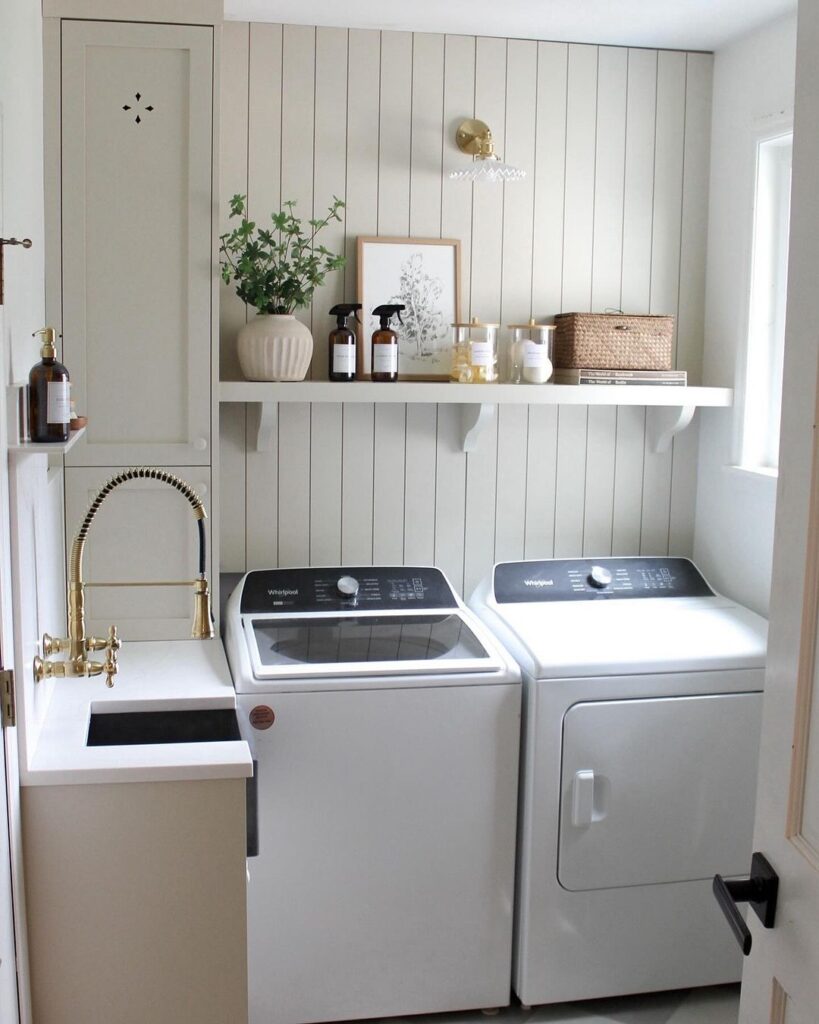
[34, 467, 214, 687]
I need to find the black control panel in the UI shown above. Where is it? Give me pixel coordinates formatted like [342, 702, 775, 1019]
[240, 566, 458, 614]
[493, 557, 713, 603]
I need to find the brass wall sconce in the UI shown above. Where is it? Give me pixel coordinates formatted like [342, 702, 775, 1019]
[449, 118, 526, 183]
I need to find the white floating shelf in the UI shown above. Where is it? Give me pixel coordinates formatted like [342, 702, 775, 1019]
[218, 381, 732, 453]
[9, 426, 86, 459]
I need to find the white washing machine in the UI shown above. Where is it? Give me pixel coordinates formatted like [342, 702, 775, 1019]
[225, 566, 521, 1024]
[469, 556, 767, 1007]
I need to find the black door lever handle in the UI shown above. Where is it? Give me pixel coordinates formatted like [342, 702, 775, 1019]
[713, 852, 778, 955]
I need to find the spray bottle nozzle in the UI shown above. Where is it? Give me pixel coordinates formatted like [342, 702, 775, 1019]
[372, 304, 406, 329]
[329, 303, 362, 328]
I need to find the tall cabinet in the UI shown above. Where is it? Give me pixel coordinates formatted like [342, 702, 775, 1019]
[45, 4, 221, 640]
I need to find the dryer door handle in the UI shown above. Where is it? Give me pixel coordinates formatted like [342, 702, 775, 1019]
[571, 769, 596, 827]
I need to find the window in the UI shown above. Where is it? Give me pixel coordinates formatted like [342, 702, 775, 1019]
[740, 131, 792, 473]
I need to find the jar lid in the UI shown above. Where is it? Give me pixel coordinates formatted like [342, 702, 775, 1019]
[452, 316, 500, 328]
[507, 318, 555, 330]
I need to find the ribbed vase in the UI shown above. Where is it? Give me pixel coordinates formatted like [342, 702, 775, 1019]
[237, 314, 313, 381]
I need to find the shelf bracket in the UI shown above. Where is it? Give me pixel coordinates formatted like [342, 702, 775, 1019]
[460, 403, 495, 453]
[649, 404, 696, 454]
[254, 402, 278, 453]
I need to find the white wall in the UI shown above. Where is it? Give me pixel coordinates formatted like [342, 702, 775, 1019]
[693, 13, 797, 616]
[219, 24, 714, 594]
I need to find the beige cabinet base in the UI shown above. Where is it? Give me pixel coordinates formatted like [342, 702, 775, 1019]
[23, 778, 248, 1024]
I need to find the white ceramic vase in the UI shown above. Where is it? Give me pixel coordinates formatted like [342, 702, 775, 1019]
[237, 314, 313, 381]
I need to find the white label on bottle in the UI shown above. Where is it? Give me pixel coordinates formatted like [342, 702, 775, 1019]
[471, 340, 493, 367]
[373, 345, 398, 375]
[47, 381, 71, 424]
[333, 346, 356, 375]
[523, 341, 548, 368]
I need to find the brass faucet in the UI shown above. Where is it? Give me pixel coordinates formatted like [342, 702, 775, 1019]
[34, 467, 215, 688]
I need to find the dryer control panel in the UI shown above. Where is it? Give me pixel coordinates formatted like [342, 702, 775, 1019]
[241, 566, 458, 613]
[493, 557, 713, 603]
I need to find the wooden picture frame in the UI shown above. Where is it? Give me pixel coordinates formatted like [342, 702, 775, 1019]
[357, 236, 461, 380]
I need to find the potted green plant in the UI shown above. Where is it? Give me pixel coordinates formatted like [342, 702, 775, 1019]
[220, 194, 345, 380]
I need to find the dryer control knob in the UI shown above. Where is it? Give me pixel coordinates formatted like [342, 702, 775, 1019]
[337, 575, 360, 599]
[588, 565, 613, 589]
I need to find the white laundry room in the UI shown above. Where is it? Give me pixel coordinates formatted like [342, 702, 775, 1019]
[0, 2, 816, 1024]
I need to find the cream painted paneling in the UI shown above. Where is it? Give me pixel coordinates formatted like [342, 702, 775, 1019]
[220, 25, 713, 594]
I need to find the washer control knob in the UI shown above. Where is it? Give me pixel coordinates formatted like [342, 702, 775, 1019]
[336, 575, 360, 599]
[588, 565, 613, 589]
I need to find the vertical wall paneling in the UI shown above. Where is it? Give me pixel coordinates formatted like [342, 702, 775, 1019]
[500, 38, 538, 375]
[309, 403, 343, 564]
[340, 404, 375, 564]
[494, 405, 530, 563]
[531, 42, 568, 318]
[220, 25, 713, 586]
[403, 405, 438, 564]
[524, 406, 559, 558]
[409, 34, 445, 238]
[280, 25, 316, 338]
[344, 30, 381, 296]
[434, 405, 467, 593]
[372, 404, 407, 564]
[677, 52, 713, 384]
[621, 49, 658, 313]
[553, 406, 589, 555]
[245, 405, 279, 568]
[377, 32, 413, 237]
[312, 27, 349, 380]
[277, 404, 311, 565]
[611, 407, 647, 555]
[441, 34, 476, 319]
[219, 405, 248, 571]
[583, 407, 617, 555]
[641, 51, 686, 555]
[561, 45, 598, 312]
[469, 37, 507, 321]
[463, 414, 500, 596]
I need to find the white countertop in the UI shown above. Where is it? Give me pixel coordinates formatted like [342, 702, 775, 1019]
[25, 639, 253, 787]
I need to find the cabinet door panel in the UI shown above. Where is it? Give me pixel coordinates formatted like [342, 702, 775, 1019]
[65, 466, 212, 641]
[61, 21, 213, 467]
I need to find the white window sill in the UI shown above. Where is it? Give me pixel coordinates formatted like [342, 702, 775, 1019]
[724, 464, 778, 483]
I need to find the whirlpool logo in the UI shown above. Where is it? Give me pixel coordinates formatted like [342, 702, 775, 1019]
[267, 588, 298, 597]
[523, 579, 554, 587]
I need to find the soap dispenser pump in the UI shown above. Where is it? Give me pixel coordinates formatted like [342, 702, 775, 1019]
[29, 327, 70, 443]
[370, 304, 405, 382]
[328, 303, 362, 381]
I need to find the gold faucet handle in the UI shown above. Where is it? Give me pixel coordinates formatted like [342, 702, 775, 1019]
[42, 633, 68, 657]
[103, 625, 120, 688]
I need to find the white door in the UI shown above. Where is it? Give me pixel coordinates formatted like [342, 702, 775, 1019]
[737, 3, 819, 1021]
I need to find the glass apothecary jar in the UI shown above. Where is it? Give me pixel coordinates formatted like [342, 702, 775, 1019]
[508, 320, 555, 384]
[450, 317, 500, 383]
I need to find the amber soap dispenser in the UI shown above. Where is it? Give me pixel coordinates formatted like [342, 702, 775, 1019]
[29, 327, 70, 443]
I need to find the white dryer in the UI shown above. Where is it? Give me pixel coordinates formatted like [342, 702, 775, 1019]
[469, 557, 767, 1006]
[225, 566, 521, 1024]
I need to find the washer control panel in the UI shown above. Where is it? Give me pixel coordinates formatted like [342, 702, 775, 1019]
[241, 566, 457, 613]
[493, 557, 713, 603]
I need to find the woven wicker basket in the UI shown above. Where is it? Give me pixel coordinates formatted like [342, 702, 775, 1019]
[553, 313, 674, 370]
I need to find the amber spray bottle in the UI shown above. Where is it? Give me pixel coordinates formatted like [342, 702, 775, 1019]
[29, 327, 70, 443]
[370, 304, 405, 382]
[328, 303, 362, 381]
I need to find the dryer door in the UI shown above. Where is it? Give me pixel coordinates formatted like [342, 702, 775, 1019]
[558, 691, 762, 891]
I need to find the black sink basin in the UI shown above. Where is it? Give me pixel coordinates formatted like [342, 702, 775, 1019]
[87, 708, 241, 747]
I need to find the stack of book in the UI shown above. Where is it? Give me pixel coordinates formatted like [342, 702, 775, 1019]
[552, 367, 687, 386]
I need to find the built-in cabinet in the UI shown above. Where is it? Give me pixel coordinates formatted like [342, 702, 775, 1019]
[48, 15, 219, 639]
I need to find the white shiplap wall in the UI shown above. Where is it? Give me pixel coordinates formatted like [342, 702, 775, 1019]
[219, 23, 713, 596]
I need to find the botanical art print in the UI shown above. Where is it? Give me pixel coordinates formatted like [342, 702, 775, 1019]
[358, 237, 461, 379]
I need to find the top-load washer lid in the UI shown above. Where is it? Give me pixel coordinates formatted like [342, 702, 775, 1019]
[232, 566, 508, 685]
[469, 557, 768, 678]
